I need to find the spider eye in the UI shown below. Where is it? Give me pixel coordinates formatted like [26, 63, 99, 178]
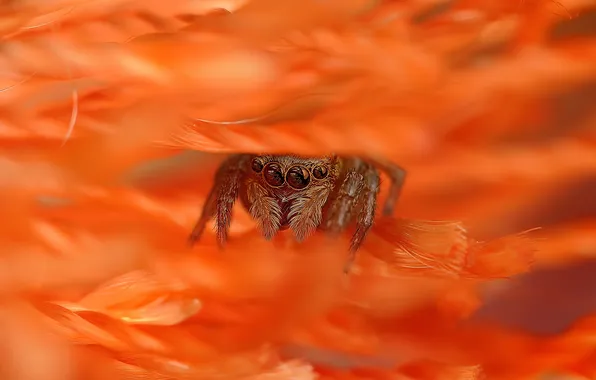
[263, 163, 284, 187]
[312, 165, 328, 179]
[251, 158, 264, 173]
[286, 166, 311, 190]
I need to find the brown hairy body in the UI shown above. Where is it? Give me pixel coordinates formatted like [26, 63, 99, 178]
[189, 154, 406, 271]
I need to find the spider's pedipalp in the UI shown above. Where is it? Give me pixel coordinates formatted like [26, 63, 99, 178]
[246, 180, 283, 240]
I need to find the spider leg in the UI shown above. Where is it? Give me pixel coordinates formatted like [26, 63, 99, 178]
[321, 158, 381, 272]
[321, 157, 367, 236]
[373, 158, 406, 216]
[188, 180, 218, 245]
[346, 165, 380, 270]
[188, 154, 248, 247]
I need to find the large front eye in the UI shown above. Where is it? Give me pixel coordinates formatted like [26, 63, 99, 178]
[286, 165, 311, 189]
[263, 162, 285, 187]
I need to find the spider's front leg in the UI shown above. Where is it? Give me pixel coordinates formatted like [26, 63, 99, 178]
[350, 165, 380, 255]
[188, 154, 249, 247]
[321, 158, 381, 271]
[371, 158, 406, 216]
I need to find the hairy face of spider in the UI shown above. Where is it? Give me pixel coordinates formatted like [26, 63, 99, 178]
[241, 155, 340, 237]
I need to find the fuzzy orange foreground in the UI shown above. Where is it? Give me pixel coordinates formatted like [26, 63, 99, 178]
[2, 0, 596, 379]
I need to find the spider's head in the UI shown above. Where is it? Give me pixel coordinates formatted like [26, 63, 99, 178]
[246, 154, 339, 233]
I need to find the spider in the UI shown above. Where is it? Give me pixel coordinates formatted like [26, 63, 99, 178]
[188, 154, 406, 271]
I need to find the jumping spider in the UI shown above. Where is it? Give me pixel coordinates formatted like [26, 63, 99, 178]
[189, 154, 406, 271]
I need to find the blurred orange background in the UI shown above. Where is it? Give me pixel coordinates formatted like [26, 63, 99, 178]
[0, 0, 596, 379]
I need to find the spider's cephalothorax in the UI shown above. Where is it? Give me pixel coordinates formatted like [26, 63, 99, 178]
[189, 154, 406, 271]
